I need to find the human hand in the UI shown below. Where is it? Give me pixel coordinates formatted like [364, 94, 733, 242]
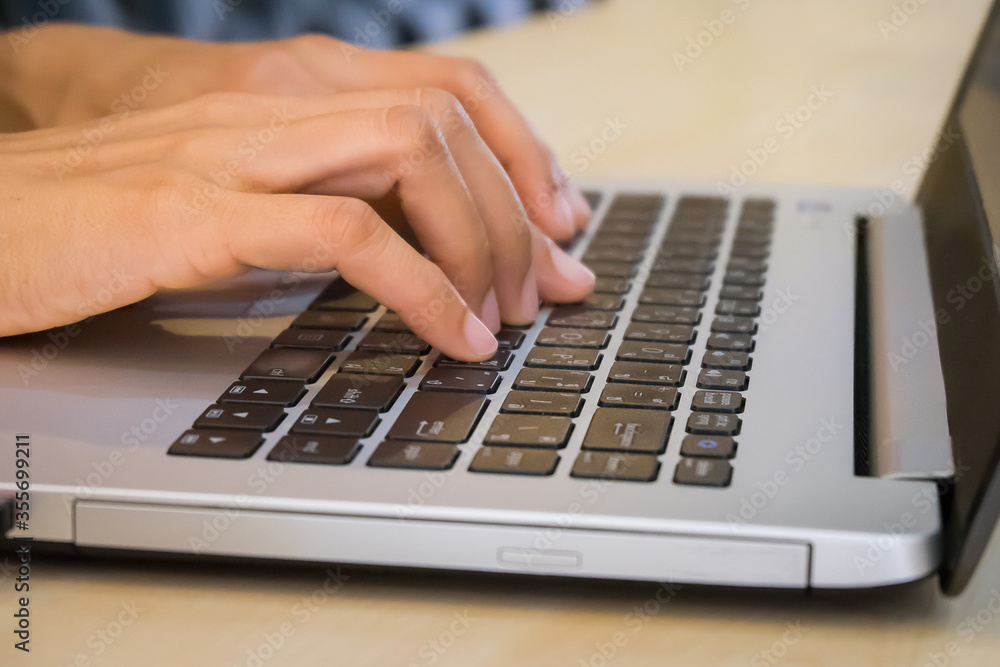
[0, 90, 596, 361]
[5, 24, 591, 241]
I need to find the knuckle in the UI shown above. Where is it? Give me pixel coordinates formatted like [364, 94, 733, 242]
[227, 43, 304, 89]
[452, 57, 494, 94]
[415, 87, 472, 133]
[322, 198, 380, 251]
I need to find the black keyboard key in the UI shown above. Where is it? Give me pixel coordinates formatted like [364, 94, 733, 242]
[590, 234, 649, 249]
[697, 369, 749, 391]
[616, 341, 690, 365]
[267, 435, 361, 465]
[711, 316, 758, 334]
[359, 331, 431, 355]
[219, 379, 306, 406]
[495, 329, 526, 350]
[631, 305, 701, 325]
[312, 374, 405, 411]
[715, 299, 761, 317]
[651, 257, 715, 274]
[570, 451, 660, 482]
[702, 350, 752, 370]
[548, 307, 619, 329]
[484, 414, 573, 448]
[292, 311, 368, 331]
[719, 285, 764, 301]
[723, 270, 766, 287]
[593, 276, 633, 294]
[311, 282, 379, 312]
[420, 368, 500, 393]
[242, 348, 333, 383]
[367, 442, 460, 470]
[535, 327, 610, 348]
[525, 346, 602, 370]
[469, 447, 559, 476]
[624, 322, 696, 344]
[436, 350, 513, 371]
[733, 231, 772, 245]
[686, 412, 742, 436]
[168, 429, 263, 458]
[644, 273, 710, 291]
[272, 328, 352, 351]
[501, 391, 582, 416]
[291, 407, 380, 436]
[513, 368, 593, 392]
[638, 288, 705, 308]
[679, 435, 736, 459]
[657, 244, 718, 260]
[607, 361, 684, 386]
[339, 351, 421, 376]
[194, 403, 286, 431]
[691, 391, 745, 413]
[584, 247, 644, 263]
[599, 384, 678, 410]
[729, 244, 770, 259]
[373, 311, 412, 333]
[584, 293, 626, 311]
[582, 190, 602, 210]
[583, 260, 638, 278]
[727, 257, 768, 272]
[706, 332, 755, 352]
[581, 408, 672, 454]
[386, 392, 488, 443]
[664, 230, 722, 246]
[673, 458, 733, 487]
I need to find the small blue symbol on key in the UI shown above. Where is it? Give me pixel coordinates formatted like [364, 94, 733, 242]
[697, 439, 718, 449]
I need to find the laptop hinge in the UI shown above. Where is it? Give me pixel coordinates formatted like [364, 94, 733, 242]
[865, 208, 954, 480]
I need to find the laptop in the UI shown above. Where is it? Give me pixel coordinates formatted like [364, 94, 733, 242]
[3, 6, 1000, 596]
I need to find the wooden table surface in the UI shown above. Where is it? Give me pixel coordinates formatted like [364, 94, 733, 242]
[7, 1, 1000, 665]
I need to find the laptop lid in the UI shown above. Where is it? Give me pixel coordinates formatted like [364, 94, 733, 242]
[916, 1, 1000, 594]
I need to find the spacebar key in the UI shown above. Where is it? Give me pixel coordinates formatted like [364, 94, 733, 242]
[386, 392, 488, 443]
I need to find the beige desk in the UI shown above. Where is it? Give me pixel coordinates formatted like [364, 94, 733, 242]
[8, 1, 1000, 665]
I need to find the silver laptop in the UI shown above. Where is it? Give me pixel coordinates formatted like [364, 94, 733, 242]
[4, 6, 1000, 596]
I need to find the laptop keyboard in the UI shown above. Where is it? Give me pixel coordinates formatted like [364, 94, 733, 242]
[168, 192, 775, 488]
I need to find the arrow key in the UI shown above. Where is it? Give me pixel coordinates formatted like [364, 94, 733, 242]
[219, 379, 307, 406]
[168, 429, 264, 458]
[194, 403, 286, 431]
[291, 407, 380, 437]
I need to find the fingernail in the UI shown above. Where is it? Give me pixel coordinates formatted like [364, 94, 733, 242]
[555, 194, 576, 238]
[464, 310, 498, 358]
[548, 238, 596, 288]
[481, 287, 501, 333]
[519, 268, 540, 322]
